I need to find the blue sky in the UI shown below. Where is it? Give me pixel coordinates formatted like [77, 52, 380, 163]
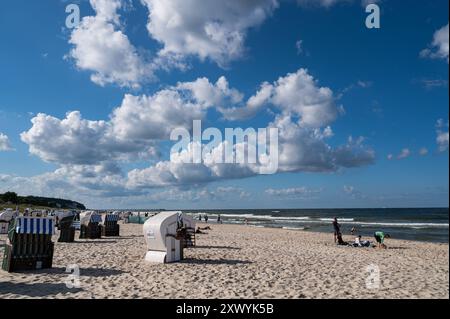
[0, 0, 448, 209]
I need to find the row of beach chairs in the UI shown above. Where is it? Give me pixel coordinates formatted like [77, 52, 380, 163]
[1, 213, 121, 272]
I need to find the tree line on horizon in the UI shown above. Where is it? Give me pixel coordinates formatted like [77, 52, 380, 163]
[0, 192, 86, 210]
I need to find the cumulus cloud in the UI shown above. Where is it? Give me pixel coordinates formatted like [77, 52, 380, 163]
[20, 110, 160, 166]
[219, 68, 340, 127]
[0, 133, 13, 151]
[272, 116, 374, 172]
[111, 91, 205, 141]
[420, 23, 449, 63]
[68, 0, 153, 88]
[22, 76, 245, 167]
[125, 114, 375, 189]
[19, 69, 375, 194]
[141, 0, 278, 67]
[126, 141, 258, 189]
[66, 0, 378, 88]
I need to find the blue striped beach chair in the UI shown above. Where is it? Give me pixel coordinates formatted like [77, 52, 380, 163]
[1, 216, 55, 272]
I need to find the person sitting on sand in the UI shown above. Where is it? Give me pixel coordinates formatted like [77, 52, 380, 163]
[196, 226, 212, 233]
[353, 235, 371, 247]
[332, 217, 341, 243]
[374, 231, 390, 249]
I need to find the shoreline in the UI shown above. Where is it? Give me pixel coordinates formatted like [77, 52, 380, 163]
[202, 222, 450, 245]
[1, 222, 448, 299]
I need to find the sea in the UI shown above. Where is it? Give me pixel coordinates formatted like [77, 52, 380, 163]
[182, 208, 449, 243]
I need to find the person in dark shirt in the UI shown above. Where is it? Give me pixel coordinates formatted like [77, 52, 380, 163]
[332, 217, 341, 244]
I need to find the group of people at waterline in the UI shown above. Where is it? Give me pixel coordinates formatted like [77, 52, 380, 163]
[332, 217, 390, 249]
[196, 214, 390, 248]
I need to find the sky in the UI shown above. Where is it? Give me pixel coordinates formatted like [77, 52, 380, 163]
[0, 0, 448, 209]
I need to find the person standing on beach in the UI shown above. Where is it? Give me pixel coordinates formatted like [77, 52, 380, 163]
[204, 214, 209, 223]
[332, 217, 341, 243]
[217, 214, 222, 224]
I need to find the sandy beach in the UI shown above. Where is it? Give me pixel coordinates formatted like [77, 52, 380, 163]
[0, 222, 448, 299]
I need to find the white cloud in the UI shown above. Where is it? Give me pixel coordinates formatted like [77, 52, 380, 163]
[126, 114, 375, 189]
[219, 68, 340, 127]
[66, 0, 380, 88]
[111, 91, 205, 141]
[141, 0, 278, 67]
[271, 69, 340, 127]
[218, 82, 273, 121]
[20, 111, 158, 166]
[397, 148, 411, 160]
[68, 0, 153, 88]
[176, 76, 244, 109]
[420, 23, 449, 63]
[273, 116, 374, 172]
[19, 69, 375, 194]
[0, 133, 13, 151]
[265, 187, 322, 199]
[436, 119, 449, 152]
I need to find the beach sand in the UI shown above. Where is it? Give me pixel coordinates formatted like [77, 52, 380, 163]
[0, 223, 448, 299]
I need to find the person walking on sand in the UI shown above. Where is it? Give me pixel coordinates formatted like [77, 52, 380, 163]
[332, 217, 341, 243]
[374, 231, 390, 249]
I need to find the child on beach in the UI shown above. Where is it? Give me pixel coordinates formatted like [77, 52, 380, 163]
[374, 231, 390, 249]
[353, 235, 371, 247]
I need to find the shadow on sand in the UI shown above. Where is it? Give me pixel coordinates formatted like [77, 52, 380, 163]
[195, 245, 241, 250]
[68, 240, 118, 244]
[181, 258, 252, 265]
[387, 246, 409, 250]
[36, 267, 126, 278]
[0, 281, 83, 297]
[113, 235, 144, 240]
